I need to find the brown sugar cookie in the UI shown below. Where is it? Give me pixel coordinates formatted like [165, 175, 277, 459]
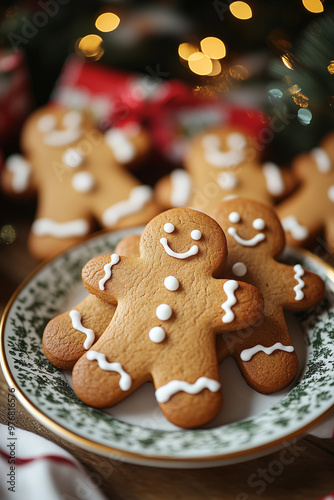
[43, 236, 140, 370]
[276, 131, 334, 252]
[210, 198, 325, 394]
[72, 208, 264, 428]
[155, 126, 295, 213]
[1, 105, 160, 260]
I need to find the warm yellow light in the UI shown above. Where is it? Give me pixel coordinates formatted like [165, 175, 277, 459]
[95, 12, 120, 32]
[200, 37, 226, 60]
[328, 61, 334, 74]
[208, 59, 222, 76]
[78, 34, 103, 57]
[229, 1, 252, 20]
[302, 0, 324, 14]
[281, 54, 294, 70]
[188, 52, 213, 76]
[178, 42, 198, 61]
[229, 64, 249, 80]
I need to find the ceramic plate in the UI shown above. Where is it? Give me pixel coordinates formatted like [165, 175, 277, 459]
[1, 228, 334, 468]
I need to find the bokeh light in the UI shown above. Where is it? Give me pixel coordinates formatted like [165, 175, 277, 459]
[178, 42, 198, 61]
[200, 37, 226, 59]
[297, 108, 312, 125]
[268, 88, 283, 103]
[302, 0, 324, 14]
[229, 1, 253, 20]
[208, 59, 222, 76]
[1, 225, 16, 244]
[281, 54, 294, 70]
[327, 61, 334, 74]
[77, 34, 104, 60]
[95, 12, 120, 32]
[188, 52, 213, 75]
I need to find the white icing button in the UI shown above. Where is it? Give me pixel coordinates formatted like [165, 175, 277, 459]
[72, 172, 95, 193]
[328, 185, 334, 202]
[232, 262, 247, 277]
[37, 114, 56, 133]
[191, 229, 202, 241]
[164, 223, 175, 233]
[164, 276, 179, 291]
[62, 148, 83, 168]
[156, 304, 172, 321]
[229, 212, 240, 223]
[149, 326, 166, 343]
[252, 218, 266, 230]
[218, 172, 238, 190]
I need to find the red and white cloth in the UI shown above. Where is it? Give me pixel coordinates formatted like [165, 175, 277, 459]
[0, 424, 107, 500]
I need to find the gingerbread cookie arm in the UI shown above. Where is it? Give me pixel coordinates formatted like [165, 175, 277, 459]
[276, 262, 325, 311]
[43, 295, 116, 370]
[324, 214, 334, 254]
[104, 124, 151, 169]
[1, 154, 36, 198]
[261, 162, 296, 201]
[42, 235, 140, 370]
[277, 186, 323, 248]
[82, 254, 136, 303]
[154, 169, 192, 209]
[212, 279, 264, 333]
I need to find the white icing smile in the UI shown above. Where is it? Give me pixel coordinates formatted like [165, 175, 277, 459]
[202, 133, 246, 168]
[227, 227, 265, 247]
[160, 238, 199, 259]
[38, 111, 83, 147]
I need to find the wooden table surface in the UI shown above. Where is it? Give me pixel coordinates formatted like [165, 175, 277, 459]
[1, 197, 334, 500]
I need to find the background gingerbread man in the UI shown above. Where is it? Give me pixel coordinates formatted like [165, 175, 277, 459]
[211, 198, 325, 394]
[72, 208, 263, 428]
[277, 131, 334, 253]
[155, 126, 295, 214]
[1, 105, 160, 260]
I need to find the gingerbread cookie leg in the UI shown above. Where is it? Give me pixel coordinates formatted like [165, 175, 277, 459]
[219, 311, 299, 394]
[28, 202, 94, 260]
[152, 335, 222, 429]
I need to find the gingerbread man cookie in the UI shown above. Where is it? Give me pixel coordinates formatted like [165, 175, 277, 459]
[155, 126, 295, 213]
[210, 198, 325, 394]
[43, 236, 139, 370]
[72, 208, 263, 428]
[1, 105, 160, 260]
[277, 131, 334, 252]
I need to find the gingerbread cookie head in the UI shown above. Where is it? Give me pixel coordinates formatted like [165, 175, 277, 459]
[155, 126, 295, 213]
[73, 207, 264, 428]
[277, 131, 334, 252]
[211, 197, 285, 261]
[139, 207, 227, 277]
[1, 105, 160, 260]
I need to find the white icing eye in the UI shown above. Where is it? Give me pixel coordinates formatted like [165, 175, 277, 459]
[37, 114, 56, 133]
[252, 218, 266, 230]
[202, 134, 220, 150]
[227, 133, 246, 151]
[62, 148, 83, 168]
[63, 111, 82, 129]
[191, 229, 202, 241]
[229, 212, 240, 223]
[164, 223, 175, 233]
